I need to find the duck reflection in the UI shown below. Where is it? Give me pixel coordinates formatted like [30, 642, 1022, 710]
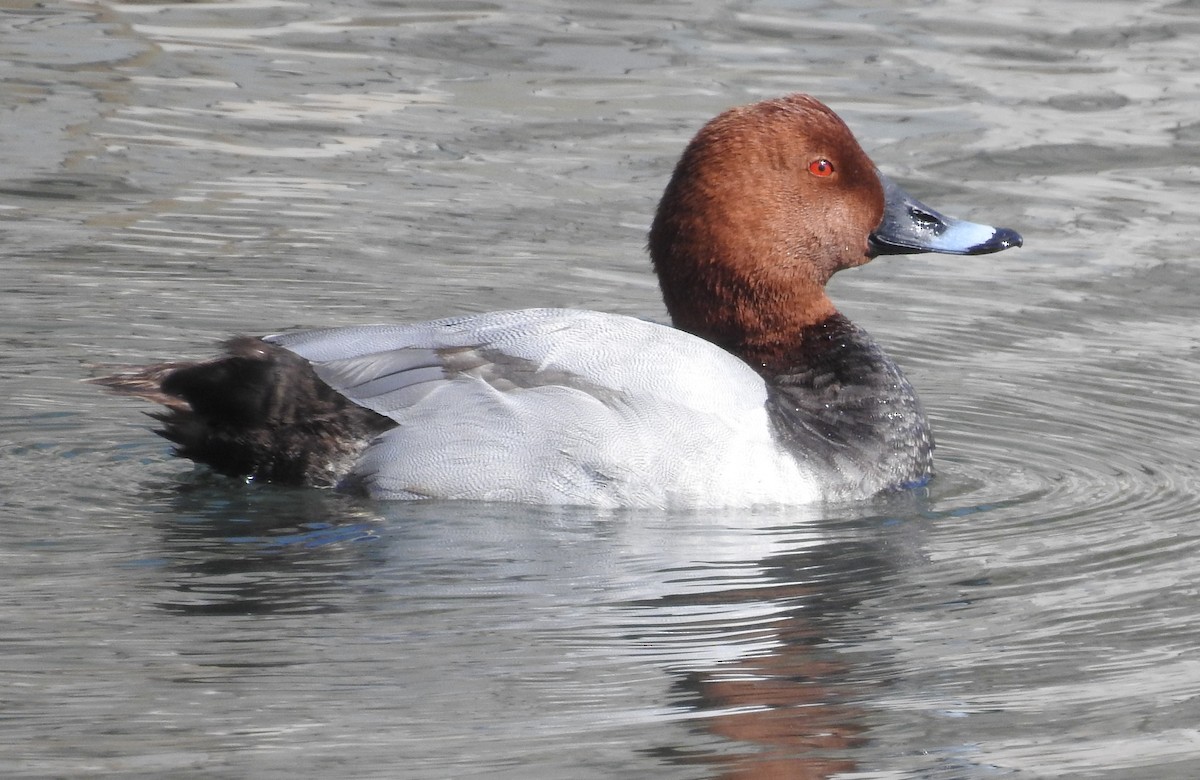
[143, 481, 923, 777]
[665, 581, 870, 779]
[147, 477, 385, 616]
[619, 501, 924, 778]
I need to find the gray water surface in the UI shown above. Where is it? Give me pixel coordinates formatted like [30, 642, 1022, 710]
[4, 0, 1200, 777]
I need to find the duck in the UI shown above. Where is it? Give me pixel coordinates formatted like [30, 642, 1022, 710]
[94, 94, 1021, 509]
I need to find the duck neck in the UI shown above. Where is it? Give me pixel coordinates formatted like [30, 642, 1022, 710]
[656, 256, 838, 375]
[648, 165, 844, 374]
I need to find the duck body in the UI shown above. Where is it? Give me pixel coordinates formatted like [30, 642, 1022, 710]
[95, 94, 1020, 508]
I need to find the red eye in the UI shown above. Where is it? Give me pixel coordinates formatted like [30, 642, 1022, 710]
[808, 158, 835, 177]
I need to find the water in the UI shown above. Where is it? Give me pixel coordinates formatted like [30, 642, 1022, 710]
[3, 0, 1200, 776]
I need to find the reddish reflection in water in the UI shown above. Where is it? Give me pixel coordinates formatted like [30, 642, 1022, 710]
[644, 544, 888, 779]
[689, 655, 866, 779]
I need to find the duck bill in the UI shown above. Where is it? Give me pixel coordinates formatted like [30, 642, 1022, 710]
[868, 173, 1022, 257]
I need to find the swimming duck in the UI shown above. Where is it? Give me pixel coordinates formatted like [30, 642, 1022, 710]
[95, 94, 1021, 508]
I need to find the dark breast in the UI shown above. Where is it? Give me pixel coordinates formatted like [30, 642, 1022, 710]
[763, 314, 933, 497]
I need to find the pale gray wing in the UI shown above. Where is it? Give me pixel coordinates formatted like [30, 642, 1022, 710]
[264, 309, 811, 506]
[266, 308, 770, 422]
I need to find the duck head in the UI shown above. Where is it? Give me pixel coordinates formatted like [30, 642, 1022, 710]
[648, 94, 1021, 369]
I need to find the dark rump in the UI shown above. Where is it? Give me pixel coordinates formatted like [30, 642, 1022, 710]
[91, 337, 395, 487]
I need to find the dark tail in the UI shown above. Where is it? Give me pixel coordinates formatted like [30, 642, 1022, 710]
[91, 337, 395, 487]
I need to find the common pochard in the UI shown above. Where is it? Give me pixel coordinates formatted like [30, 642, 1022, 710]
[95, 94, 1021, 508]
